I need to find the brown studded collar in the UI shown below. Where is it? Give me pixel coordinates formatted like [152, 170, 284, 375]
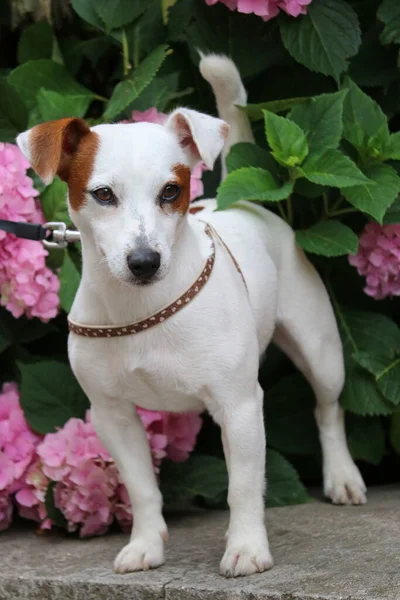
[68, 224, 247, 339]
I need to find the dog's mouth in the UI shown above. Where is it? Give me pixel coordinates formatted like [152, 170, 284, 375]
[127, 272, 163, 287]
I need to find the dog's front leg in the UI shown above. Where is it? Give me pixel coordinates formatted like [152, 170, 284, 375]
[90, 399, 167, 574]
[215, 383, 273, 577]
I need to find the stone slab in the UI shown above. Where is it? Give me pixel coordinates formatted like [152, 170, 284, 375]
[0, 486, 399, 600]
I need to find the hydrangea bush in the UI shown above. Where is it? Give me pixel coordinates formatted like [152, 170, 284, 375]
[0, 0, 400, 535]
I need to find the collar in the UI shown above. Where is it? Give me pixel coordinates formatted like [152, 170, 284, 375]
[68, 223, 246, 338]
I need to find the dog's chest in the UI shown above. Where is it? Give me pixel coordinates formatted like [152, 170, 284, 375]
[70, 328, 208, 413]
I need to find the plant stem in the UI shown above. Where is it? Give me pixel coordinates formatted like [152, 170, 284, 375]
[277, 202, 288, 221]
[328, 207, 359, 217]
[133, 24, 140, 69]
[323, 193, 329, 216]
[121, 29, 131, 76]
[330, 196, 344, 213]
[286, 195, 293, 225]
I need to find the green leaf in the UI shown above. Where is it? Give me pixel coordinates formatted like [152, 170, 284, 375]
[96, 0, 147, 32]
[267, 449, 311, 508]
[341, 367, 394, 416]
[300, 149, 371, 188]
[226, 143, 277, 177]
[347, 415, 385, 465]
[0, 307, 53, 353]
[128, 72, 185, 113]
[289, 91, 347, 154]
[70, 0, 104, 29]
[390, 408, 400, 454]
[104, 45, 170, 120]
[60, 36, 114, 75]
[341, 77, 389, 158]
[59, 251, 81, 313]
[264, 110, 308, 167]
[280, 0, 361, 83]
[336, 308, 400, 361]
[382, 132, 400, 160]
[377, 0, 400, 45]
[353, 352, 400, 405]
[160, 455, 228, 505]
[266, 374, 320, 457]
[342, 164, 400, 223]
[37, 89, 91, 121]
[45, 482, 67, 528]
[117, 0, 165, 64]
[0, 77, 28, 141]
[241, 97, 309, 122]
[217, 168, 293, 210]
[8, 59, 96, 114]
[295, 221, 358, 257]
[168, 0, 285, 79]
[19, 360, 89, 434]
[17, 21, 53, 64]
[349, 27, 398, 88]
[40, 177, 70, 223]
[383, 198, 400, 224]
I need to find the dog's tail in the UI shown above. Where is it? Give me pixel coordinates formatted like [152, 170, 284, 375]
[199, 53, 254, 180]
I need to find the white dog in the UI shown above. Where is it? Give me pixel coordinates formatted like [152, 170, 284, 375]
[17, 54, 366, 578]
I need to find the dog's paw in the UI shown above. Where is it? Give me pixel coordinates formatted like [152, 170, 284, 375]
[324, 458, 367, 505]
[114, 535, 165, 574]
[220, 537, 274, 578]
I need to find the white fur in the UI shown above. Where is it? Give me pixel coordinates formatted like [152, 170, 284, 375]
[17, 54, 366, 578]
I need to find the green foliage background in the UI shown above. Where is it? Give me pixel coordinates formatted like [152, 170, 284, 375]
[0, 0, 399, 514]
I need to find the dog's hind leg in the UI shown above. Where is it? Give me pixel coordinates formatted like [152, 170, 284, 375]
[273, 245, 366, 505]
[89, 397, 167, 573]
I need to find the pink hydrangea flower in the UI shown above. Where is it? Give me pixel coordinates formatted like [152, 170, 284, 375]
[349, 223, 400, 300]
[131, 108, 167, 126]
[205, 0, 311, 20]
[36, 414, 114, 537]
[0, 143, 60, 322]
[15, 460, 51, 529]
[125, 108, 207, 201]
[0, 382, 44, 531]
[37, 408, 201, 537]
[165, 412, 203, 462]
[0, 383, 41, 492]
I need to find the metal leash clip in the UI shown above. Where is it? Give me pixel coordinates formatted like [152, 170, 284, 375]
[43, 222, 81, 249]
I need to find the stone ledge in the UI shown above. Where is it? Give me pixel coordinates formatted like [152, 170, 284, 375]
[0, 486, 399, 600]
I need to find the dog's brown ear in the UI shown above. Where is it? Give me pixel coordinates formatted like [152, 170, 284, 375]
[165, 108, 229, 170]
[16, 118, 91, 185]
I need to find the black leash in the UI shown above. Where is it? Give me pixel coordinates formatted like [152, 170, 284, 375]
[0, 219, 80, 248]
[0, 219, 48, 241]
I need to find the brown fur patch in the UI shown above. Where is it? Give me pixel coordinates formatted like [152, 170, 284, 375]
[189, 205, 205, 215]
[67, 131, 99, 211]
[220, 122, 229, 140]
[169, 163, 191, 215]
[29, 118, 98, 210]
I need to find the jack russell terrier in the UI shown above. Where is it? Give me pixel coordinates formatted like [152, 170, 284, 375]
[16, 54, 366, 578]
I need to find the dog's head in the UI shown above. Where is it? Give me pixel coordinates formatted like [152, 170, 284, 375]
[16, 110, 228, 285]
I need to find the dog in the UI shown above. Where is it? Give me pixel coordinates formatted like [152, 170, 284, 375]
[16, 54, 366, 578]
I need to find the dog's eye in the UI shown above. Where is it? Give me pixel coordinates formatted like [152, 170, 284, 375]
[91, 187, 115, 205]
[160, 184, 181, 203]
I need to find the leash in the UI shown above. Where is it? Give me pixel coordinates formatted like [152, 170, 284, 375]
[0, 219, 80, 249]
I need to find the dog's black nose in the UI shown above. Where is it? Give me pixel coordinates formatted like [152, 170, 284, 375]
[127, 249, 161, 280]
